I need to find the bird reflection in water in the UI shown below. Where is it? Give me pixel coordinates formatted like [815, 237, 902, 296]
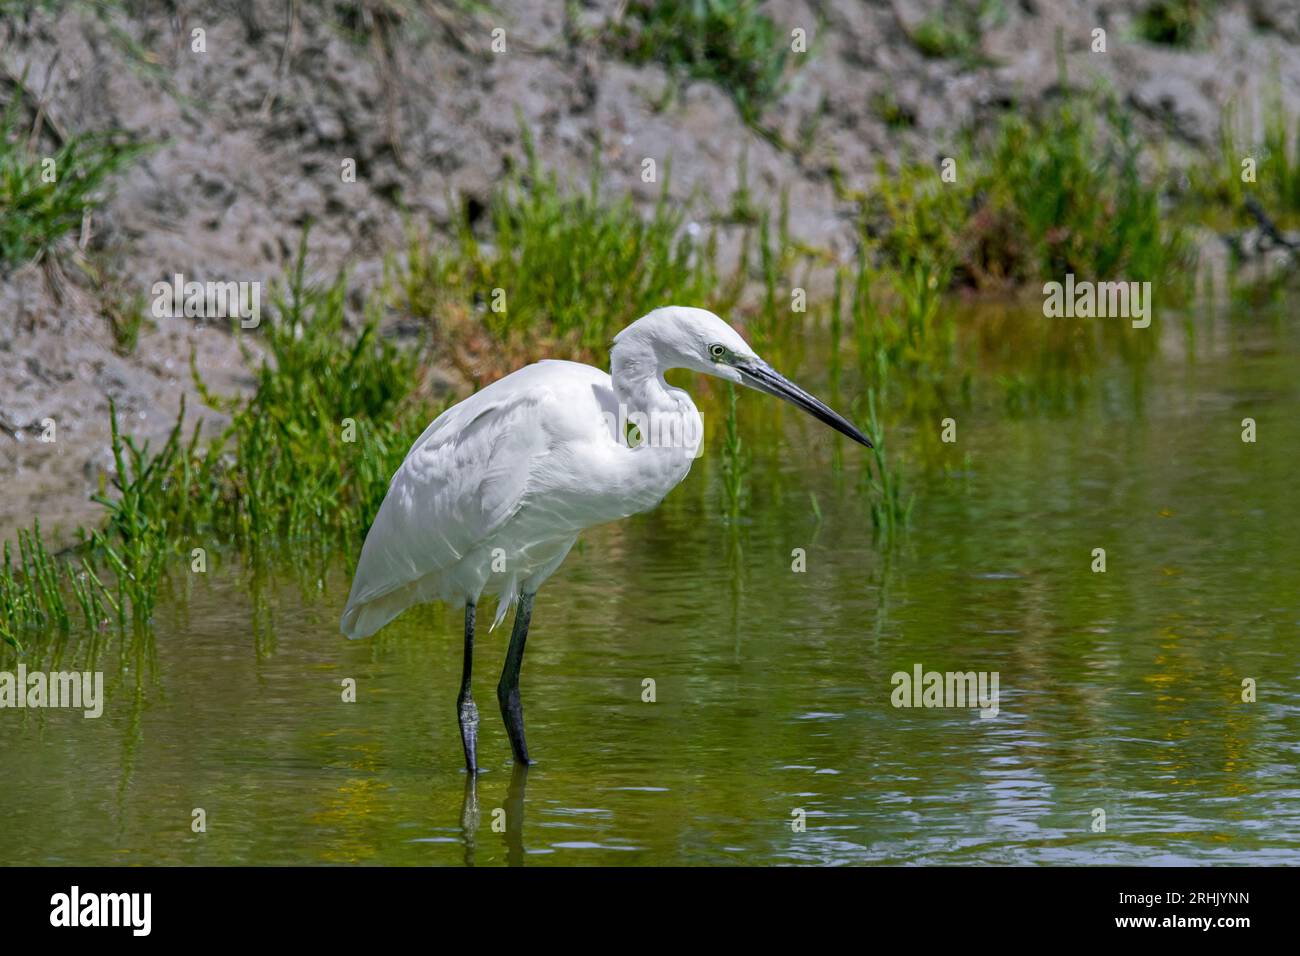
[460, 763, 531, 866]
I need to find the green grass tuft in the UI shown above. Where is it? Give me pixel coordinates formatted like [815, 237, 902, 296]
[1192, 89, 1300, 229]
[861, 388, 913, 540]
[0, 92, 145, 271]
[907, 0, 1002, 64]
[607, 0, 793, 125]
[864, 96, 1191, 290]
[1135, 0, 1209, 48]
[0, 233, 436, 646]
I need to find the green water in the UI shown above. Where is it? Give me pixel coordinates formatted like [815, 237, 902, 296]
[2, 305, 1299, 865]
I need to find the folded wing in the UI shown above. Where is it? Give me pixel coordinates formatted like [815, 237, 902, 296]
[339, 381, 556, 638]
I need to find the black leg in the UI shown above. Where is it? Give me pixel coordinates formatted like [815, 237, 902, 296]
[497, 592, 535, 765]
[458, 602, 479, 774]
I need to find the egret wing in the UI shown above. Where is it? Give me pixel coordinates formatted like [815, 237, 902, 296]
[339, 383, 555, 637]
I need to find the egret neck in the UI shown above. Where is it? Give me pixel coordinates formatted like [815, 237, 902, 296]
[610, 319, 704, 459]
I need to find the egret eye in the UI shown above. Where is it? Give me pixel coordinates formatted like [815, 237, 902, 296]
[708, 343, 727, 361]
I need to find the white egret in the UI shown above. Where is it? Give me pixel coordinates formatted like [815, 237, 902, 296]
[341, 306, 871, 772]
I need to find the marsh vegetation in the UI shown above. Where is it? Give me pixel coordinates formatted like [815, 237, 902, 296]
[2, 70, 1294, 650]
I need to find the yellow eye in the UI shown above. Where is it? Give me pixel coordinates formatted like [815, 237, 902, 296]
[708, 344, 726, 361]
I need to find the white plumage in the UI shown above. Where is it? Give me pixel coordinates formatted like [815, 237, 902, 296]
[339, 306, 871, 770]
[342, 309, 724, 637]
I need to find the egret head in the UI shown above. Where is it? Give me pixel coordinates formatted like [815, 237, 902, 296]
[614, 306, 873, 448]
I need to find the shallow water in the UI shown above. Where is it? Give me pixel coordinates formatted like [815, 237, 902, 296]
[3, 303, 1299, 865]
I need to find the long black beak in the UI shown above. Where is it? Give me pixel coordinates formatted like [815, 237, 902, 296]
[735, 359, 874, 448]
